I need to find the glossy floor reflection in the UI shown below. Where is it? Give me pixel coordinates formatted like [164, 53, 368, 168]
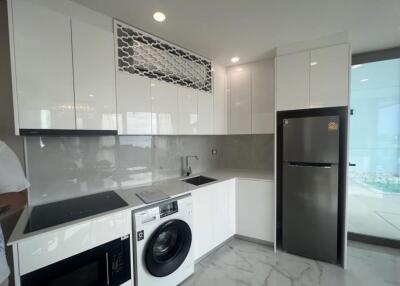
[181, 238, 400, 286]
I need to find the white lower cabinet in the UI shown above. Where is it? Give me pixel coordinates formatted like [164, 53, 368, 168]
[192, 179, 236, 260]
[236, 179, 275, 242]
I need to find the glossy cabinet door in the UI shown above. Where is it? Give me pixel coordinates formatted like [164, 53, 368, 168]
[151, 80, 179, 134]
[12, 0, 75, 130]
[229, 70, 252, 134]
[116, 73, 152, 134]
[252, 62, 274, 134]
[213, 179, 236, 246]
[197, 91, 214, 134]
[192, 180, 236, 260]
[178, 87, 198, 134]
[192, 185, 215, 260]
[237, 179, 275, 243]
[310, 44, 349, 108]
[276, 51, 310, 111]
[72, 18, 116, 130]
[213, 67, 228, 134]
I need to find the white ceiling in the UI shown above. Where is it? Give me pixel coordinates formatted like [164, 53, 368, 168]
[71, 0, 400, 66]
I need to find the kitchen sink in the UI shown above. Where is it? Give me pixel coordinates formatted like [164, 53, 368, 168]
[182, 176, 217, 186]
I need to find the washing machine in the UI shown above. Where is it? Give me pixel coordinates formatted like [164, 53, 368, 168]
[133, 194, 194, 286]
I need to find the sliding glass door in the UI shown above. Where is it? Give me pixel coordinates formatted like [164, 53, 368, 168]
[348, 57, 400, 243]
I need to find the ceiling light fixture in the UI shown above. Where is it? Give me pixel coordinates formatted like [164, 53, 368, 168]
[153, 11, 166, 22]
[231, 57, 240, 63]
[310, 61, 318, 66]
[352, 64, 363, 69]
[361, 78, 369, 82]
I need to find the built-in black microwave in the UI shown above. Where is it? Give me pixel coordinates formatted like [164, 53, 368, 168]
[21, 235, 131, 286]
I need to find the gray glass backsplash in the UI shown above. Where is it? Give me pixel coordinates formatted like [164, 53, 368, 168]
[25, 135, 273, 206]
[220, 135, 274, 170]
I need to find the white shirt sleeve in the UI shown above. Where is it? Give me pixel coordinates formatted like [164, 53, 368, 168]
[0, 141, 30, 194]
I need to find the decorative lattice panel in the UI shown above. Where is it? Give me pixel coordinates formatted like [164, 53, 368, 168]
[115, 21, 212, 93]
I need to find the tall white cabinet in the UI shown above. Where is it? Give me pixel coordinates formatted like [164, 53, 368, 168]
[276, 52, 310, 111]
[213, 65, 228, 134]
[12, 0, 75, 130]
[9, 0, 116, 133]
[72, 19, 116, 130]
[227, 60, 275, 134]
[151, 81, 179, 135]
[229, 70, 252, 134]
[178, 87, 198, 134]
[197, 91, 214, 134]
[310, 45, 350, 108]
[116, 73, 152, 135]
[276, 44, 350, 111]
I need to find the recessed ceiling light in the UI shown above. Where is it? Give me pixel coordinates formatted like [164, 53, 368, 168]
[361, 78, 369, 82]
[310, 61, 318, 66]
[231, 57, 240, 63]
[352, 64, 363, 69]
[153, 12, 166, 22]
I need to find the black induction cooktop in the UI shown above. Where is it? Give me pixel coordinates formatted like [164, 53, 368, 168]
[24, 191, 128, 234]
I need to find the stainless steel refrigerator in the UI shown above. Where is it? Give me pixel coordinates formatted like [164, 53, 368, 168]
[282, 115, 339, 264]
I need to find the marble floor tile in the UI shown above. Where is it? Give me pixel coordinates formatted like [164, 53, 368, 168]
[181, 239, 400, 286]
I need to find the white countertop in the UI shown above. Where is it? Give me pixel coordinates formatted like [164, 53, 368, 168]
[8, 168, 273, 245]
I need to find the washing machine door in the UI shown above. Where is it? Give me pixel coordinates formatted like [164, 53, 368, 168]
[145, 219, 192, 277]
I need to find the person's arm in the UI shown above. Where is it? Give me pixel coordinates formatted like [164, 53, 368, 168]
[0, 190, 27, 221]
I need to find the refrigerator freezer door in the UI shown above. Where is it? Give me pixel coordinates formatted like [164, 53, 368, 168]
[283, 116, 339, 164]
[282, 162, 338, 264]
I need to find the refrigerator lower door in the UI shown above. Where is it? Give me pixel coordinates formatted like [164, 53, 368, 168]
[282, 163, 338, 264]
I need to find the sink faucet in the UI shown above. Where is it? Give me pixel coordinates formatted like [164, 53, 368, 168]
[184, 155, 199, 177]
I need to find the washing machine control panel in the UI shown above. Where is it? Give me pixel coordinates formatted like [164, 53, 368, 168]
[159, 201, 178, 218]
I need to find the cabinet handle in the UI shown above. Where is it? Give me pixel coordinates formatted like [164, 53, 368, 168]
[106, 252, 110, 285]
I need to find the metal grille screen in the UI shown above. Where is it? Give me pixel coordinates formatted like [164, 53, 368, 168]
[115, 21, 212, 93]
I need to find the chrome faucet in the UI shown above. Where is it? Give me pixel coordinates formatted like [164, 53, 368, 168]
[184, 155, 199, 176]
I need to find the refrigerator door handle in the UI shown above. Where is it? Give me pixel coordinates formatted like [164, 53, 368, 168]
[288, 162, 333, 168]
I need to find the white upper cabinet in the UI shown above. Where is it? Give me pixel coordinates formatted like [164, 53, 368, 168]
[12, 0, 75, 130]
[213, 65, 227, 134]
[310, 44, 349, 108]
[276, 51, 310, 111]
[251, 61, 274, 134]
[151, 80, 179, 135]
[229, 70, 252, 134]
[197, 91, 214, 134]
[116, 73, 152, 135]
[72, 19, 116, 131]
[178, 87, 198, 134]
[276, 44, 350, 111]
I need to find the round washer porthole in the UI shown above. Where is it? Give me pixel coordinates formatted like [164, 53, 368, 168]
[145, 219, 192, 277]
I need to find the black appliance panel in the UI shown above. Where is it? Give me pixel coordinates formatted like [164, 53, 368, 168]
[21, 236, 131, 286]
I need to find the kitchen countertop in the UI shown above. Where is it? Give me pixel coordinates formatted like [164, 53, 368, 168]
[8, 168, 273, 245]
